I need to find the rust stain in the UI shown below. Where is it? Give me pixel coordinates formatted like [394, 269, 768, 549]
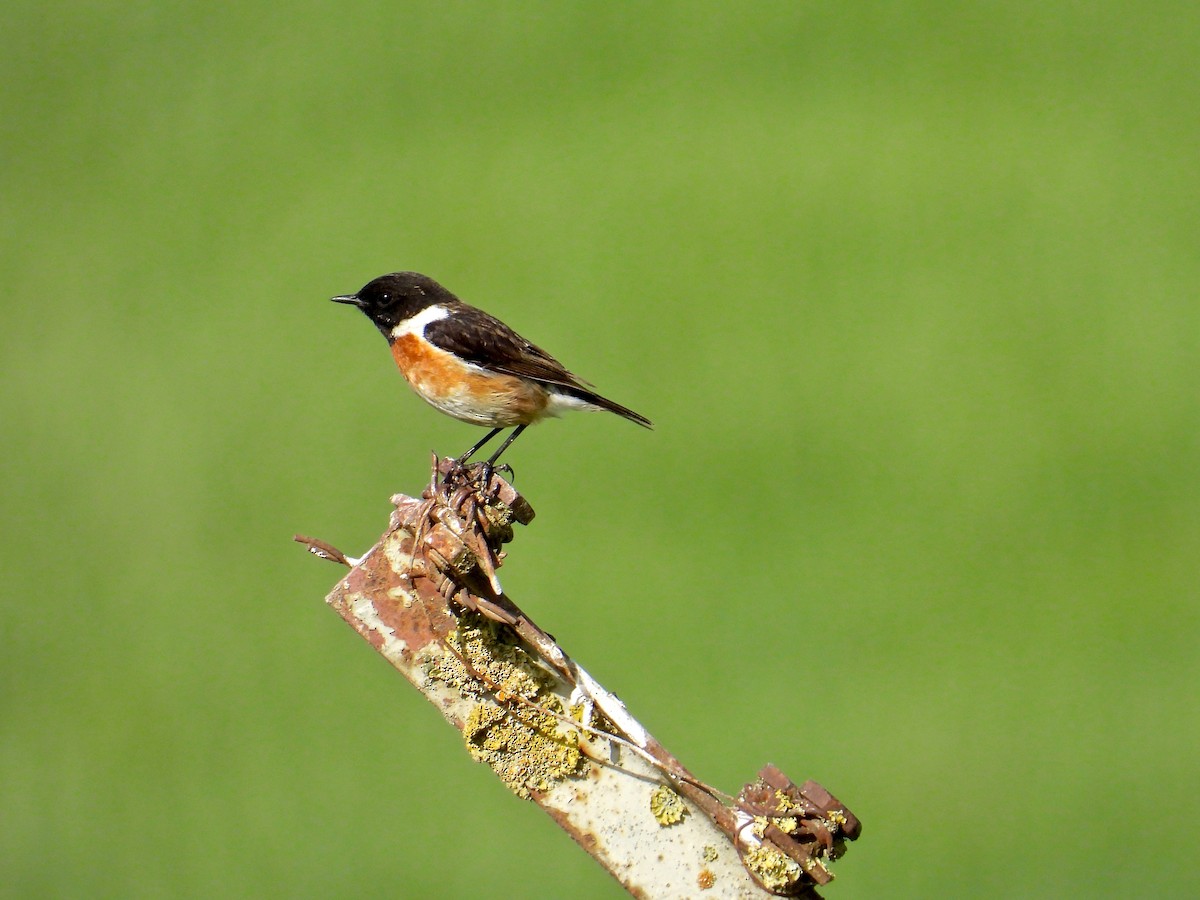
[544, 804, 599, 853]
[328, 532, 453, 660]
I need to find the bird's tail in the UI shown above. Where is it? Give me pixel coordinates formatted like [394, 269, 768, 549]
[569, 387, 653, 429]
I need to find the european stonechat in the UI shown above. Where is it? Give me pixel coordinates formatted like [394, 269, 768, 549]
[332, 272, 651, 471]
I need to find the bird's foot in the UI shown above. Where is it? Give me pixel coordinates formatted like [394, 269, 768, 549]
[473, 461, 514, 496]
[439, 458, 512, 494]
[440, 456, 475, 485]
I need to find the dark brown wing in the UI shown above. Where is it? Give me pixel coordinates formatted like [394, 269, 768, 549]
[424, 303, 593, 391]
[424, 303, 652, 428]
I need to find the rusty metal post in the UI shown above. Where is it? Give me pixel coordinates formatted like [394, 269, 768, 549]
[298, 461, 859, 898]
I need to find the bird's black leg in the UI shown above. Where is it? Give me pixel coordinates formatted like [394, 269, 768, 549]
[479, 424, 527, 486]
[444, 427, 503, 485]
[487, 424, 528, 466]
[454, 428, 503, 468]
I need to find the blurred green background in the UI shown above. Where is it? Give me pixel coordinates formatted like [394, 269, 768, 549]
[3, 2, 1197, 897]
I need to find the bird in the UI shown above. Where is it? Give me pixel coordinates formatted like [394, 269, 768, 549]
[332, 272, 651, 477]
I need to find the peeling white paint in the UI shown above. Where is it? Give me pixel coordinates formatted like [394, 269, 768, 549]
[349, 594, 406, 658]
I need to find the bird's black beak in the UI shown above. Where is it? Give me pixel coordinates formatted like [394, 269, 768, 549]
[331, 293, 362, 306]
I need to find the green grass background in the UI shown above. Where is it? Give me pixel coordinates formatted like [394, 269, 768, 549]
[3, 3, 1197, 897]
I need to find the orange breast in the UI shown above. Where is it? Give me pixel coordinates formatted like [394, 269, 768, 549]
[390, 334, 549, 427]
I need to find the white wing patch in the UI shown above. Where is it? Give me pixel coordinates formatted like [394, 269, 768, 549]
[390, 304, 450, 340]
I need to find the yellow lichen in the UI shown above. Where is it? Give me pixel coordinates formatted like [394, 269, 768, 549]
[428, 614, 587, 798]
[702, 845, 719, 862]
[649, 784, 687, 826]
[742, 846, 802, 893]
[775, 815, 799, 834]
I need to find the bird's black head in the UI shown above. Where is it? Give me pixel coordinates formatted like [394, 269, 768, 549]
[332, 272, 457, 337]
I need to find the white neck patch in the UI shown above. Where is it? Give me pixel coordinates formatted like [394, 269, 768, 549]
[389, 304, 450, 340]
